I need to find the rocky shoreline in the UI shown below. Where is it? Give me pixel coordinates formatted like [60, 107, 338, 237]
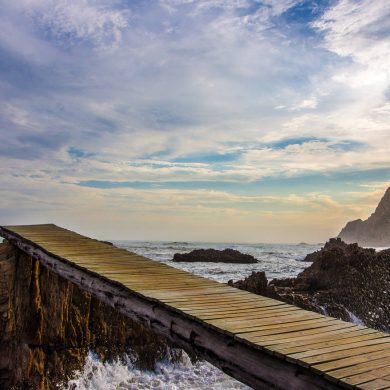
[229, 238, 390, 331]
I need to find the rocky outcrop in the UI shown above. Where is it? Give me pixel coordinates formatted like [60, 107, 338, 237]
[173, 248, 257, 263]
[0, 241, 174, 389]
[228, 272, 268, 295]
[338, 187, 390, 247]
[302, 237, 347, 262]
[229, 239, 390, 331]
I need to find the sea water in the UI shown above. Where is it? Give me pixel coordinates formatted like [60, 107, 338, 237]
[65, 241, 322, 390]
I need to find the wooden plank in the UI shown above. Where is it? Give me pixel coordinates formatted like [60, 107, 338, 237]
[266, 327, 376, 348]
[171, 300, 280, 312]
[146, 287, 245, 300]
[168, 296, 272, 310]
[65, 255, 150, 261]
[209, 309, 321, 324]
[182, 301, 286, 314]
[162, 291, 261, 303]
[327, 358, 390, 380]
[359, 377, 390, 390]
[342, 366, 390, 386]
[137, 286, 232, 298]
[196, 306, 301, 321]
[135, 283, 230, 296]
[278, 331, 385, 355]
[207, 314, 327, 332]
[313, 348, 390, 373]
[183, 304, 290, 319]
[246, 323, 359, 345]
[297, 340, 390, 367]
[288, 336, 390, 361]
[231, 318, 336, 335]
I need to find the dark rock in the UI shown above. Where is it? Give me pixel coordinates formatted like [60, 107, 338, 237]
[228, 272, 268, 295]
[229, 239, 390, 331]
[173, 248, 257, 264]
[302, 237, 361, 262]
[338, 187, 390, 247]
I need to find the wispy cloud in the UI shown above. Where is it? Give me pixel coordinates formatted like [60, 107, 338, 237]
[10, 0, 130, 49]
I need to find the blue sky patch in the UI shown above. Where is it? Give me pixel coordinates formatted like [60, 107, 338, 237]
[68, 147, 94, 159]
[172, 151, 242, 164]
[266, 137, 328, 149]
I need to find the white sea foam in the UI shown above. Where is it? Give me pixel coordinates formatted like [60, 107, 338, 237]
[65, 351, 251, 390]
[345, 309, 365, 326]
[318, 305, 328, 316]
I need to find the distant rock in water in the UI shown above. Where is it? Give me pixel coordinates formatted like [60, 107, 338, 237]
[229, 239, 390, 331]
[173, 248, 257, 264]
[338, 186, 390, 247]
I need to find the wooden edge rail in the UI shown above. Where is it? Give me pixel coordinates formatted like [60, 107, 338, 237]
[0, 226, 344, 390]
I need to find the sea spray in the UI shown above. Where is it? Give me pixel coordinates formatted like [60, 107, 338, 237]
[65, 351, 251, 390]
[345, 309, 365, 326]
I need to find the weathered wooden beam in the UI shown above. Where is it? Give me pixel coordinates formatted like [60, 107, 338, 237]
[0, 227, 342, 390]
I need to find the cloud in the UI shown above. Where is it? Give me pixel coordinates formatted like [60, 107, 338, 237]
[313, 0, 390, 87]
[290, 97, 318, 110]
[313, 0, 390, 64]
[13, 0, 130, 50]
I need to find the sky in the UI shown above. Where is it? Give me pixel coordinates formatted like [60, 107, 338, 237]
[0, 0, 389, 243]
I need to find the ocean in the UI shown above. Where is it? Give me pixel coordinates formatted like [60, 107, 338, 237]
[65, 241, 322, 390]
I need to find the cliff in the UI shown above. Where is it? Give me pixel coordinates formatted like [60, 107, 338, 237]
[229, 238, 390, 331]
[0, 241, 174, 389]
[338, 187, 390, 247]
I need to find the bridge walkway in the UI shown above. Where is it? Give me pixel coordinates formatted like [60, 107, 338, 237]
[1, 224, 389, 390]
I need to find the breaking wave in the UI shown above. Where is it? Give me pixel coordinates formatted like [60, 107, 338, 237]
[65, 351, 250, 390]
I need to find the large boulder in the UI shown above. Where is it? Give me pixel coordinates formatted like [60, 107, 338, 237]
[228, 271, 268, 295]
[302, 237, 358, 262]
[173, 248, 257, 264]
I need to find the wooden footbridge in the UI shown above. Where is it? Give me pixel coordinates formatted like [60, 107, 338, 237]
[1, 224, 389, 390]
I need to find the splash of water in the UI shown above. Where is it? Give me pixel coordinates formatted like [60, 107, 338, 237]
[65, 351, 251, 390]
[318, 305, 328, 316]
[345, 309, 365, 326]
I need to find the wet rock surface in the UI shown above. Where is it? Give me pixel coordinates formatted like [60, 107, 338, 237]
[173, 248, 257, 263]
[302, 237, 350, 262]
[0, 241, 174, 389]
[228, 271, 268, 295]
[338, 186, 390, 247]
[229, 238, 390, 331]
